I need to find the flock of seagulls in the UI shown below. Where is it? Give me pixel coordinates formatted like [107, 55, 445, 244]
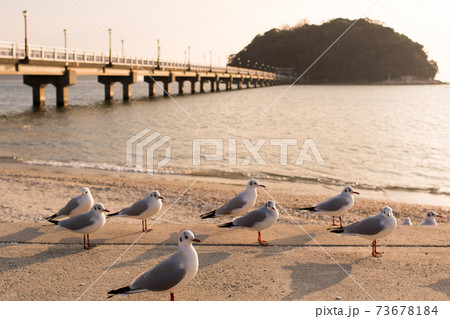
[44, 179, 445, 300]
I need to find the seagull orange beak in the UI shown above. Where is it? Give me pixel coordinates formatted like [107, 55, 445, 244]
[192, 238, 201, 242]
[435, 214, 442, 218]
[353, 191, 360, 195]
[103, 209, 110, 212]
[159, 196, 164, 200]
[260, 184, 266, 188]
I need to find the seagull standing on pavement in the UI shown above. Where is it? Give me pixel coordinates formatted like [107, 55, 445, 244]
[200, 179, 265, 219]
[299, 186, 359, 228]
[108, 230, 201, 301]
[48, 203, 109, 250]
[45, 187, 94, 222]
[330, 206, 397, 257]
[219, 201, 279, 246]
[107, 191, 164, 232]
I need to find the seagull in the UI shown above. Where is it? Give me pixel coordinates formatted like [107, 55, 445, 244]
[218, 201, 279, 246]
[330, 206, 397, 257]
[48, 203, 109, 250]
[200, 179, 265, 219]
[299, 186, 359, 228]
[420, 211, 442, 226]
[108, 230, 200, 301]
[107, 191, 164, 232]
[45, 187, 94, 222]
[401, 217, 413, 226]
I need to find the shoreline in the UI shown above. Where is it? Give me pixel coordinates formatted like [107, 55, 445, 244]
[0, 160, 448, 225]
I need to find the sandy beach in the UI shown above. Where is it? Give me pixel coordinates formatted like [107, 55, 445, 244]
[0, 162, 449, 301]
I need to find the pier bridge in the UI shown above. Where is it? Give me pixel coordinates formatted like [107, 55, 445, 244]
[0, 41, 289, 110]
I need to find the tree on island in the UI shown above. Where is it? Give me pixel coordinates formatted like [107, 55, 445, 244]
[229, 18, 438, 83]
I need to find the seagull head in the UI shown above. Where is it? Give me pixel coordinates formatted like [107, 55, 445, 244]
[178, 230, 201, 246]
[380, 206, 393, 218]
[342, 186, 359, 195]
[265, 200, 277, 211]
[426, 211, 442, 220]
[149, 190, 164, 201]
[248, 179, 265, 189]
[92, 203, 110, 214]
[81, 187, 91, 196]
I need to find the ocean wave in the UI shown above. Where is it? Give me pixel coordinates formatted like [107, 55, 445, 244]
[13, 158, 450, 197]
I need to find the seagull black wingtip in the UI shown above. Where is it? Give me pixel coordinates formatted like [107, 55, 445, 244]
[200, 210, 216, 219]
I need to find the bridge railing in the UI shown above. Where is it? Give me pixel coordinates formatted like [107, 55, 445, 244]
[0, 41, 291, 80]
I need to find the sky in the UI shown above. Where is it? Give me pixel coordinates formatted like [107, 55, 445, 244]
[1, 0, 449, 81]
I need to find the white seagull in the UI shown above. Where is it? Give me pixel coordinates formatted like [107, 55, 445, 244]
[299, 186, 359, 228]
[49, 203, 109, 250]
[108, 230, 200, 301]
[200, 179, 265, 219]
[107, 191, 164, 232]
[219, 201, 279, 246]
[401, 217, 413, 226]
[420, 211, 442, 226]
[46, 187, 94, 222]
[330, 206, 397, 257]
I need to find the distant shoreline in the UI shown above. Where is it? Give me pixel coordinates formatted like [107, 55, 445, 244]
[297, 78, 447, 85]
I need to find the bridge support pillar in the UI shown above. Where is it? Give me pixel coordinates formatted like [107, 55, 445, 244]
[200, 81, 206, 93]
[163, 80, 170, 97]
[23, 68, 77, 110]
[31, 84, 47, 110]
[98, 71, 137, 101]
[226, 79, 232, 91]
[190, 80, 196, 94]
[177, 81, 184, 95]
[237, 80, 243, 89]
[215, 81, 220, 91]
[210, 80, 215, 92]
[148, 81, 156, 97]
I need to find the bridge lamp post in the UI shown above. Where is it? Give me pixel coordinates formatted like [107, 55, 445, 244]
[187, 46, 191, 71]
[184, 50, 186, 66]
[22, 10, 29, 63]
[63, 29, 67, 62]
[156, 39, 160, 69]
[63, 29, 67, 49]
[209, 51, 212, 71]
[121, 39, 124, 56]
[108, 28, 112, 66]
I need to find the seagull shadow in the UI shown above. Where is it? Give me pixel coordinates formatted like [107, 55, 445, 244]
[281, 261, 352, 300]
[0, 238, 84, 275]
[254, 232, 316, 259]
[425, 279, 450, 298]
[198, 251, 230, 270]
[0, 226, 45, 244]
